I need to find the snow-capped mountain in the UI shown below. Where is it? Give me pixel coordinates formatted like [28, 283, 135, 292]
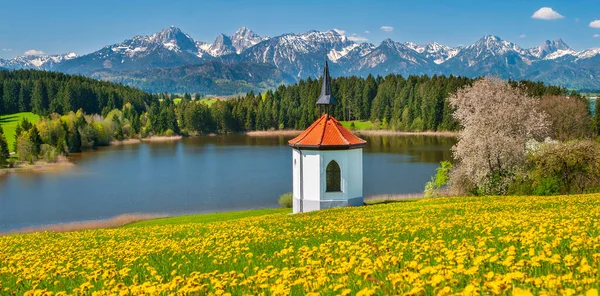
[230, 27, 268, 54]
[0, 52, 77, 70]
[404, 41, 461, 64]
[198, 27, 268, 57]
[529, 38, 574, 60]
[2, 26, 600, 93]
[52, 26, 207, 73]
[237, 29, 355, 78]
[344, 39, 432, 76]
[198, 34, 236, 57]
[574, 48, 600, 61]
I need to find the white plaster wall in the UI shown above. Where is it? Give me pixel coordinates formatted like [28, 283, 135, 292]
[320, 149, 363, 201]
[293, 148, 363, 213]
[292, 149, 321, 202]
[292, 149, 301, 201]
[301, 150, 322, 201]
[346, 148, 363, 200]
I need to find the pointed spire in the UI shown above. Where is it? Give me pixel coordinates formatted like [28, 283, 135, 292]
[316, 60, 338, 106]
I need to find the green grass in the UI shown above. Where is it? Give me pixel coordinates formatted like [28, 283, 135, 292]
[197, 97, 218, 107]
[339, 120, 376, 130]
[0, 112, 40, 152]
[172, 97, 218, 107]
[2, 194, 600, 294]
[124, 208, 290, 228]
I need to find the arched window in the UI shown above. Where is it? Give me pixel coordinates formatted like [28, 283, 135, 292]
[326, 160, 341, 192]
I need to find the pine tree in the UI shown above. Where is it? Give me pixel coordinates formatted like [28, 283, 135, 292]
[0, 125, 9, 166]
[595, 98, 600, 136]
[29, 125, 42, 157]
[3, 80, 19, 114]
[18, 82, 31, 113]
[31, 80, 47, 114]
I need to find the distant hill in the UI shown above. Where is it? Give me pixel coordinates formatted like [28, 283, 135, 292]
[1, 26, 599, 94]
[88, 61, 295, 95]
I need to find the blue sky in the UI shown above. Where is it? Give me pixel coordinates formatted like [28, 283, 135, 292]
[1, 0, 599, 59]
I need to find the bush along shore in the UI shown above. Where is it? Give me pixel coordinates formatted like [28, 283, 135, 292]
[0, 105, 183, 173]
[424, 78, 600, 197]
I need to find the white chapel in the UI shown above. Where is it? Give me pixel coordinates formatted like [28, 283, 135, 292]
[288, 60, 367, 213]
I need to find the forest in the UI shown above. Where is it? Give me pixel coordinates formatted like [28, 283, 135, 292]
[0, 69, 574, 134]
[178, 74, 571, 134]
[0, 69, 585, 168]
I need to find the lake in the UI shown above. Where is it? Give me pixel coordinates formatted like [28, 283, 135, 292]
[0, 135, 455, 232]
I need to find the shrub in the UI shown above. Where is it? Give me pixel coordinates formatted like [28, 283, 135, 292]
[78, 125, 98, 149]
[164, 129, 175, 137]
[278, 192, 293, 208]
[538, 95, 592, 141]
[424, 161, 454, 197]
[40, 144, 59, 163]
[410, 117, 425, 131]
[16, 133, 36, 163]
[529, 140, 600, 194]
[532, 177, 561, 196]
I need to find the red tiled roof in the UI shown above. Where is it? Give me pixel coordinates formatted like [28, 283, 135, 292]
[288, 114, 367, 149]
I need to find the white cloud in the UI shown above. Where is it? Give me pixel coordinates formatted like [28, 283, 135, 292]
[24, 49, 45, 56]
[364, 30, 370, 34]
[594, 34, 600, 38]
[519, 34, 527, 38]
[348, 34, 369, 42]
[333, 28, 346, 35]
[531, 7, 564, 20]
[575, 17, 580, 22]
[590, 20, 600, 28]
[2, 48, 12, 52]
[380, 26, 394, 32]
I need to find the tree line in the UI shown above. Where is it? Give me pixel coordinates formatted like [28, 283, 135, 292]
[0, 69, 156, 116]
[177, 74, 571, 134]
[1, 69, 573, 136]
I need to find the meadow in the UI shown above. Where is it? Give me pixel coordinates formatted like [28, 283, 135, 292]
[0, 112, 40, 152]
[1, 194, 600, 295]
[173, 97, 218, 107]
[339, 120, 376, 130]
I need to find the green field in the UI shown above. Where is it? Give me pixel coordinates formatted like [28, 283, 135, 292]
[198, 97, 218, 107]
[2, 194, 600, 294]
[125, 208, 290, 228]
[339, 120, 376, 130]
[0, 112, 40, 152]
[173, 97, 218, 107]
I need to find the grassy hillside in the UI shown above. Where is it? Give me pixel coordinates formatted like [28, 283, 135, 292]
[125, 208, 289, 228]
[0, 112, 40, 152]
[339, 120, 376, 130]
[173, 97, 219, 107]
[1, 195, 600, 294]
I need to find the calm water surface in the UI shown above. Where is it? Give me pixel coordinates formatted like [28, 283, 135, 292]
[0, 135, 455, 231]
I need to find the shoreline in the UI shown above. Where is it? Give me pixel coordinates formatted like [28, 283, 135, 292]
[246, 129, 458, 137]
[0, 156, 74, 176]
[0, 213, 168, 236]
[0, 193, 427, 235]
[364, 193, 425, 202]
[1, 135, 185, 175]
[109, 135, 183, 146]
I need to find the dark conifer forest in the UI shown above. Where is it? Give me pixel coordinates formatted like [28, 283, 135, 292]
[0, 69, 572, 135]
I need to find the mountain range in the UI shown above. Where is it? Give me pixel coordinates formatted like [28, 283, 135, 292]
[2, 26, 600, 94]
